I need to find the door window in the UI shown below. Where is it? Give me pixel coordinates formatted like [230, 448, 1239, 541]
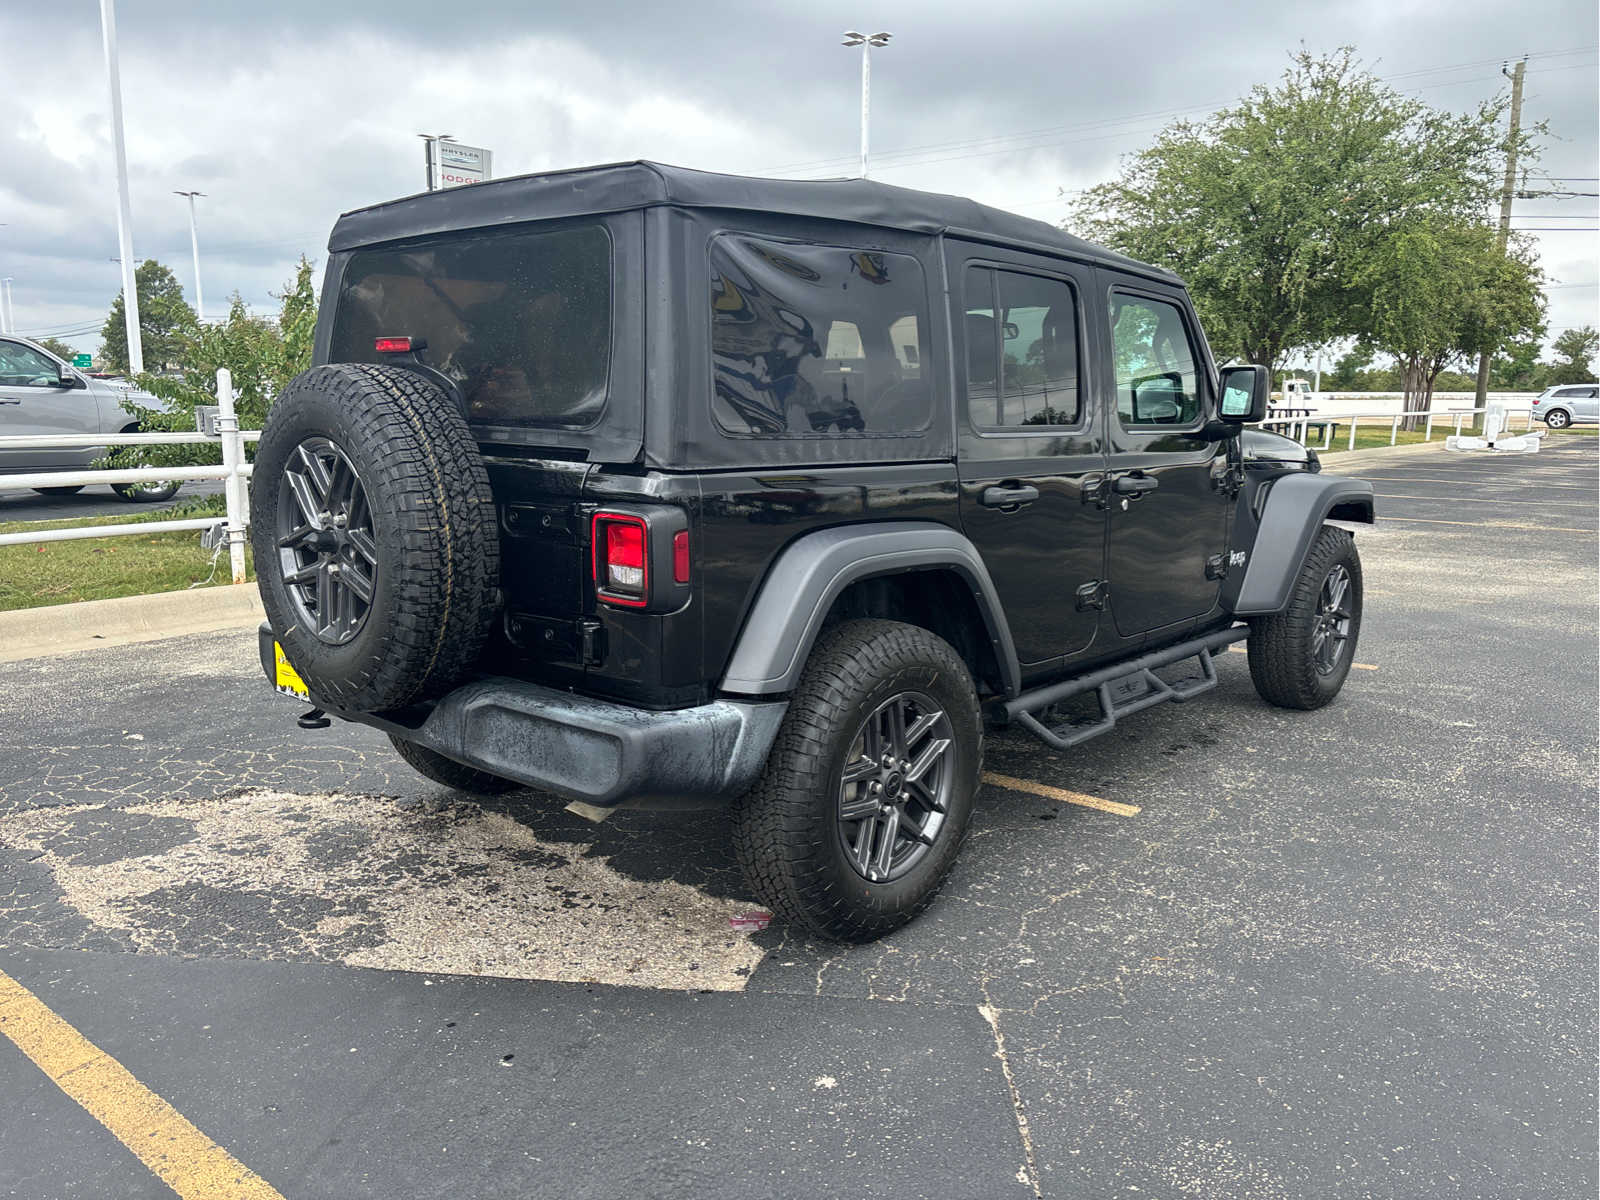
[963, 268, 1081, 429]
[1109, 295, 1203, 427]
[0, 341, 61, 387]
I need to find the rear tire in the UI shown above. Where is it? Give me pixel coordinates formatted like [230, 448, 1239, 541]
[251, 363, 500, 712]
[1544, 408, 1571, 429]
[732, 619, 983, 942]
[389, 736, 521, 795]
[1247, 526, 1362, 711]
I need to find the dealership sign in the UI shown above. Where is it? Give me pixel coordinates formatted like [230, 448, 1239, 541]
[432, 140, 492, 189]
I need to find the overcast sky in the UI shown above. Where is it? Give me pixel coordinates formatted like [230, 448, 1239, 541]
[3, 1, 1596, 363]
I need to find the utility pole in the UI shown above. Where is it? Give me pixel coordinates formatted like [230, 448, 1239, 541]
[0, 278, 12, 334]
[1474, 56, 1526, 409]
[174, 191, 205, 323]
[99, 0, 143, 375]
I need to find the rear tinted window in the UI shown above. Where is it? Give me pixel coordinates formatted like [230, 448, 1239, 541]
[710, 235, 931, 438]
[329, 225, 611, 428]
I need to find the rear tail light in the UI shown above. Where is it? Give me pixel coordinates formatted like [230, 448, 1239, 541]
[593, 512, 648, 607]
[590, 508, 692, 611]
[374, 336, 414, 353]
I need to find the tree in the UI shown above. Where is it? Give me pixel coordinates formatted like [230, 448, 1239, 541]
[1358, 219, 1542, 425]
[34, 337, 80, 362]
[1490, 334, 1547, 391]
[1070, 49, 1514, 377]
[1547, 326, 1599, 385]
[107, 259, 319, 472]
[99, 259, 197, 373]
[1328, 346, 1373, 390]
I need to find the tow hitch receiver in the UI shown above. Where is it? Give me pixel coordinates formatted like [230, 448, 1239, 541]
[996, 625, 1251, 751]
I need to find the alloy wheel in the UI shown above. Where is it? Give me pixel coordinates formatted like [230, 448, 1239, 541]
[836, 691, 955, 883]
[1311, 563, 1353, 676]
[275, 436, 376, 645]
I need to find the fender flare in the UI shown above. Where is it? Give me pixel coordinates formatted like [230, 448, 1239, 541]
[719, 521, 1022, 698]
[1228, 473, 1375, 616]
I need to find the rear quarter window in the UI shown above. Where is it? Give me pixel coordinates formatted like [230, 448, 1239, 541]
[709, 235, 932, 439]
[328, 224, 612, 429]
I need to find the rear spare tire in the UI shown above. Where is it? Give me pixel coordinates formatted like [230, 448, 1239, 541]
[252, 363, 500, 712]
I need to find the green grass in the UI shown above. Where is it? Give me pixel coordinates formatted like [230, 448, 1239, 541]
[0, 495, 253, 612]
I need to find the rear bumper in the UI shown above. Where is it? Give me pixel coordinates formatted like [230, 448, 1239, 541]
[258, 624, 786, 807]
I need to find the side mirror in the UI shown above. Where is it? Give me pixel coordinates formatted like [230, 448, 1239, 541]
[50, 365, 77, 388]
[1218, 364, 1269, 423]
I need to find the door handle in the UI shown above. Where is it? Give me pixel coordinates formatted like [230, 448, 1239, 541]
[1113, 473, 1159, 497]
[0, 399, 20, 405]
[980, 483, 1040, 509]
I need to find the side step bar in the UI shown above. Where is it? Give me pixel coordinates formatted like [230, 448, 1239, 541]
[995, 625, 1251, 751]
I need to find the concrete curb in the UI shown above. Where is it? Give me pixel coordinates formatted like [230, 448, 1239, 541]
[0, 585, 263, 664]
[1317, 440, 1456, 469]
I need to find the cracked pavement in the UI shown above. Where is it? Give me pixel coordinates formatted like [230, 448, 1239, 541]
[1, 438, 1595, 1198]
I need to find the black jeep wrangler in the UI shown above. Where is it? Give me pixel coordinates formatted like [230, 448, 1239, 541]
[253, 161, 1373, 941]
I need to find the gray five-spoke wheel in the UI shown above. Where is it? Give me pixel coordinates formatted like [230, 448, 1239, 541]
[275, 436, 376, 645]
[1311, 562, 1353, 676]
[837, 691, 955, 883]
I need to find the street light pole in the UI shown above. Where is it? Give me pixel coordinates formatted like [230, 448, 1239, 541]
[842, 32, 891, 179]
[0, 279, 12, 335]
[173, 191, 206, 323]
[417, 132, 454, 192]
[99, 0, 144, 374]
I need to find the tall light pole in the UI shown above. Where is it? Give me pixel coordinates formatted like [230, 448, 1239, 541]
[99, 0, 143, 374]
[417, 132, 454, 192]
[173, 191, 206, 323]
[0, 278, 12, 335]
[841, 31, 891, 179]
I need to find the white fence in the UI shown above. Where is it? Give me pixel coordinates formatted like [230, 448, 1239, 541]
[1259, 405, 1535, 451]
[0, 369, 256, 583]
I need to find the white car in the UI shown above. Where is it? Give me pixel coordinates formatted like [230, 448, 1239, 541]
[0, 335, 180, 501]
[1530, 384, 1599, 429]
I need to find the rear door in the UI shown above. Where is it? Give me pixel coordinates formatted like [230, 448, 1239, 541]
[0, 339, 102, 472]
[1097, 276, 1232, 638]
[951, 246, 1107, 673]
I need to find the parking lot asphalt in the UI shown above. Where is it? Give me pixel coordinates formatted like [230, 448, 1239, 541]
[0, 482, 226, 526]
[1, 436, 1595, 1199]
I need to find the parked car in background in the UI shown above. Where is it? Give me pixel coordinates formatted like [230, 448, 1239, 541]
[0, 335, 181, 502]
[1531, 384, 1599, 429]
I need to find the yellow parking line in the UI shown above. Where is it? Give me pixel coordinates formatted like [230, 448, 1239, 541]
[982, 771, 1140, 817]
[0, 968, 284, 1200]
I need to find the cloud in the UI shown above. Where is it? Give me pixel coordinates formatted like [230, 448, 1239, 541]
[2, 2, 1595, 353]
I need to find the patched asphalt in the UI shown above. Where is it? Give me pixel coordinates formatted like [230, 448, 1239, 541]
[1, 435, 1595, 1198]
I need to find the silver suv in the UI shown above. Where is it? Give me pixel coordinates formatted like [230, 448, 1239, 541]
[1531, 384, 1599, 429]
[0, 335, 179, 502]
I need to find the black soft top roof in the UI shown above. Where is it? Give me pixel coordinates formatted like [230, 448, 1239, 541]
[327, 160, 1176, 283]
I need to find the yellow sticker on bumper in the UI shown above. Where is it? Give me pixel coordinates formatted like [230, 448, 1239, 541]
[273, 641, 309, 701]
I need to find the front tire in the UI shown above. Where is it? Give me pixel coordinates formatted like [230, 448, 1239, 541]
[32, 486, 84, 496]
[732, 619, 983, 942]
[113, 481, 181, 503]
[1544, 408, 1571, 429]
[389, 736, 522, 795]
[1247, 526, 1363, 711]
